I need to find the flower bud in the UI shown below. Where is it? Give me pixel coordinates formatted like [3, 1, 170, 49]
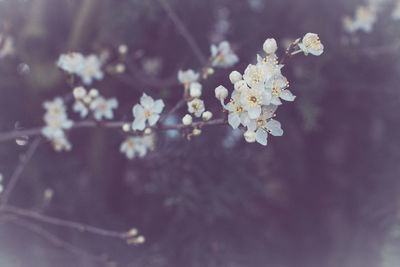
[193, 128, 202, 136]
[229, 71, 242, 84]
[135, 235, 145, 244]
[182, 114, 193, 126]
[122, 123, 131, 132]
[115, 63, 126, 73]
[215, 85, 228, 100]
[189, 82, 202, 98]
[263, 38, 278, 54]
[244, 130, 256, 143]
[202, 111, 213, 121]
[118, 44, 128, 54]
[73, 86, 86, 99]
[127, 228, 138, 237]
[144, 128, 152, 135]
[89, 88, 99, 98]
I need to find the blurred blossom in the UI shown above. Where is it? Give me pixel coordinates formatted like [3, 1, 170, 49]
[210, 41, 239, 68]
[142, 57, 162, 77]
[248, 0, 266, 12]
[0, 34, 14, 58]
[17, 63, 30, 75]
[163, 115, 180, 139]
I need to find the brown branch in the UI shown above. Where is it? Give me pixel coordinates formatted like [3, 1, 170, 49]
[158, 0, 208, 66]
[0, 205, 130, 240]
[0, 137, 42, 205]
[1, 215, 108, 263]
[0, 118, 228, 143]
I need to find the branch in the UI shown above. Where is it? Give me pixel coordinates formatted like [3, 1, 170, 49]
[0, 137, 42, 205]
[1, 215, 108, 263]
[1, 205, 130, 240]
[158, 0, 208, 66]
[0, 118, 228, 143]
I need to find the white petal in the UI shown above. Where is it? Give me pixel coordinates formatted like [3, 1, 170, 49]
[132, 118, 146, 131]
[256, 128, 268, 146]
[148, 114, 160, 126]
[266, 120, 283, 136]
[248, 106, 261, 119]
[140, 93, 154, 109]
[280, 90, 296, 101]
[133, 104, 144, 118]
[152, 99, 165, 114]
[271, 97, 282, 106]
[228, 114, 241, 129]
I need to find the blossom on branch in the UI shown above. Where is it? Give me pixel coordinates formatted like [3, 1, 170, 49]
[132, 93, 165, 131]
[210, 41, 239, 68]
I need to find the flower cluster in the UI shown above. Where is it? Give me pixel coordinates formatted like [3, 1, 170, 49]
[0, 34, 14, 58]
[72, 87, 118, 121]
[210, 41, 239, 68]
[120, 133, 155, 159]
[342, 0, 400, 33]
[57, 53, 104, 85]
[216, 34, 324, 146]
[42, 98, 73, 151]
[178, 69, 200, 89]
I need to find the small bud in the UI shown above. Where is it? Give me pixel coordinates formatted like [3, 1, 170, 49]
[244, 130, 256, 143]
[83, 96, 92, 105]
[182, 114, 193, 126]
[234, 80, 248, 92]
[127, 228, 138, 237]
[215, 85, 228, 100]
[263, 38, 278, 54]
[202, 111, 213, 121]
[115, 63, 126, 73]
[73, 86, 86, 99]
[44, 188, 54, 201]
[135, 235, 145, 244]
[118, 44, 128, 54]
[189, 82, 202, 98]
[144, 128, 152, 135]
[207, 68, 215, 75]
[89, 89, 99, 98]
[122, 123, 131, 132]
[193, 128, 202, 136]
[229, 71, 242, 84]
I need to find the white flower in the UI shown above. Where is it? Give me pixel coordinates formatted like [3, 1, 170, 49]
[0, 34, 14, 58]
[229, 71, 242, 84]
[42, 98, 73, 140]
[57, 52, 85, 74]
[187, 98, 205, 117]
[182, 114, 193, 125]
[265, 74, 295, 105]
[178, 69, 199, 88]
[243, 64, 267, 88]
[189, 82, 202, 98]
[73, 101, 89, 118]
[90, 96, 118, 121]
[78, 55, 104, 85]
[120, 136, 147, 159]
[353, 5, 377, 33]
[132, 93, 165, 131]
[210, 41, 239, 68]
[256, 54, 282, 79]
[342, 16, 357, 33]
[299, 33, 324, 56]
[226, 91, 248, 129]
[240, 86, 271, 119]
[234, 80, 249, 93]
[263, 38, 278, 54]
[202, 111, 213, 121]
[73, 86, 87, 99]
[215, 85, 228, 100]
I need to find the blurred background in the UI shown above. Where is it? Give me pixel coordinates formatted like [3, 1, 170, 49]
[1, 0, 400, 266]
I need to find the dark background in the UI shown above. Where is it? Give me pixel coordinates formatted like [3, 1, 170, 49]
[0, 0, 400, 266]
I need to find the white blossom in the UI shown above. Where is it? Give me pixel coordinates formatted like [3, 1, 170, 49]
[73, 101, 89, 118]
[210, 41, 239, 68]
[73, 86, 87, 99]
[202, 111, 213, 121]
[78, 55, 104, 85]
[229, 71, 242, 84]
[265, 74, 295, 105]
[178, 69, 199, 88]
[90, 96, 118, 121]
[263, 38, 278, 54]
[189, 82, 202, 98]
[52, 134, 72, 152]
[299, 33, 324, 56]
[57, 52, 85, 74]
[215, 85, 229, 100]
[120, 136, 147, 159]
[182, 114, 193, 125]
[187, 98, 205, 117]
[132, 93, 165, 131]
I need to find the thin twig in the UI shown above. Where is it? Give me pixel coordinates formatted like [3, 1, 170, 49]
[0, 118, 227, 143]
[1, 215, 108, 263]
[159, 97, 187, 124]
[1, 205, 130, 240]
[158, 0, 208, 65]
[0, 137, 41, 205]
